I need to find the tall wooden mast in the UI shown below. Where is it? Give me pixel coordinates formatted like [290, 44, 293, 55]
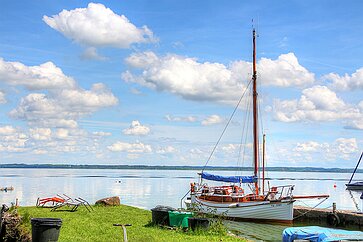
[252, 29, 259, 195]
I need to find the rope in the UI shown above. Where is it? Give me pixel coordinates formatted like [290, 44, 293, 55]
[201, 79, 252, 173]
[293, 197, 329, 220]
[237, 87, 252, 175]
[257, 93, 264, 138]
[241, 91, 252, 172]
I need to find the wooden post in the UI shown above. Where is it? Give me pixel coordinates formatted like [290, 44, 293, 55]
[332, 202, 336, 213]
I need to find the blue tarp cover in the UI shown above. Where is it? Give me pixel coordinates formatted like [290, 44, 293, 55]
[282, 226, 363, 242]
[201, 172, 257, 183]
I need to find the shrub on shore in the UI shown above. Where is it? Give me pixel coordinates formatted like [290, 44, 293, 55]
[1, 207, 31, 242]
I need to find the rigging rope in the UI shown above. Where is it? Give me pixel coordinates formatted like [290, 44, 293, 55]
[293, 197, 329, 220]
[236, 87, 252, 175]
[201, 79, 252, 173]
[241, 89, 252, 173]
[257, 92, 264, 137]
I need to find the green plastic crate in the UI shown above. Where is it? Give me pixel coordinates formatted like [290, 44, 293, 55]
[168, 211, 193, 228]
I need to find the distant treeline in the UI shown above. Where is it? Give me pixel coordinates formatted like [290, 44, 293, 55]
[0, 163, 360, 173]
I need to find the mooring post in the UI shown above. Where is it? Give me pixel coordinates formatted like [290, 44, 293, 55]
[332, 202, 336, 213]
[360, 193, 363, 212]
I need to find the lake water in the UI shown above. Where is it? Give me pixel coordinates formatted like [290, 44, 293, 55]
[1, 168, 362, 241]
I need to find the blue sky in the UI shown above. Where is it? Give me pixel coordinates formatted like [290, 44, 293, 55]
[0, 0, 362, 168]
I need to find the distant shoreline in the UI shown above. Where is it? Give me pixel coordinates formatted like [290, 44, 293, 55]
[0, 163, 361, 173]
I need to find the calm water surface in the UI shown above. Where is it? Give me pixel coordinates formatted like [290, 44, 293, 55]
[1, 168, 362, 241]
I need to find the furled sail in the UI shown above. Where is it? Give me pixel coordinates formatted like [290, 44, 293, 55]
[201, 172, 257, 183]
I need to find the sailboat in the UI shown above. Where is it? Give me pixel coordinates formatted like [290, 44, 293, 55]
[346, 151, 363, 190]
[184, 29, 328, 223]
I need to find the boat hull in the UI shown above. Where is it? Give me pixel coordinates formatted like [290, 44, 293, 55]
[346, 182, 363, 190]
[190, 195, 294, 223]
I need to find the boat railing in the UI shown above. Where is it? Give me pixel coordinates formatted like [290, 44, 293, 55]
[180, 189, 190, 209]
[266, 185, 295, 201]
[198, 193, 246, 198]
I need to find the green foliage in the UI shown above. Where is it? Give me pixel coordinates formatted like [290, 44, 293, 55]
[186, 202, 229, 237]
[208, 219, 228, 236]
[18, 205, 244, 242]
[20, 211, 30, 225]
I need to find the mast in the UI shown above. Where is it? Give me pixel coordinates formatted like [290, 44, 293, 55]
[252, 28, 259, 195]
[262, 134, 266, 194]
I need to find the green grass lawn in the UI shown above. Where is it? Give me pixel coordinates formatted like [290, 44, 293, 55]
[18, 205, 245, 242]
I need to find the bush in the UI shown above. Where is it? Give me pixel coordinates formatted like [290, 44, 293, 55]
[1, 209, 31, 242]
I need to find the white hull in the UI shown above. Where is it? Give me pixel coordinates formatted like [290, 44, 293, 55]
[190, 194, 294, 222]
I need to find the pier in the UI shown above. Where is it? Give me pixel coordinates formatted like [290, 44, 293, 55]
[294, 205, 363, 229]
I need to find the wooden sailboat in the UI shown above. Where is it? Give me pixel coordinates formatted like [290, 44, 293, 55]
[346, 151, 363, 190]
[185, 29, 328, 223]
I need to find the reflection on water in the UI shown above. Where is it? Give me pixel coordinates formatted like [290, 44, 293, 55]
[1, 168, 363, 210]
[1, 168, 363, 241]
[225, 220, 287, 242]
[0, 169, 201, 209]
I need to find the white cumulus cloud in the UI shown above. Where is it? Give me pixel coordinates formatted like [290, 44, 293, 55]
[273, 85, 363, 128]
[156, 146, 177, 154]
[10, 83, 118, 128]
[54, 128, 69, 139]
[29, 128, 52, 141]
[80, 47, 107, 61]
[43, 3, 156, 48]
[32, 149, 48, 155]
[294, 141, 327, 152]
[123, 51, 241, 103]
[0, 91, 6, 104]
[122, 51, 315, 103]
[58, 83, 118, 111]
[0, 57, 118, 129]
[0, 126, 28, 153]
[291, 138, 358, 161]
[259, 53, 315, 87]
[335, 138, 358, 154]
[201, 115, 223, 126]
[107, 141, 152, 153]
[93, 131, 112, 136]
[122, 120, 150, 136]
[165, 115, 197, 122]
[221, 144, 240, 153]
[349, 119, 363, 130]
[324, 67, 363, 91]
[0, 125, 112, 156]
[0, 126, 17, 135]
[0, 58, 76, 90]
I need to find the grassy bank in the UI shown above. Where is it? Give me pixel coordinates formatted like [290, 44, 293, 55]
[18, 205, 244, 241]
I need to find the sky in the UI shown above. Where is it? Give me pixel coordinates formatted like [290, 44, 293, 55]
[0, 0, 362, 168]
